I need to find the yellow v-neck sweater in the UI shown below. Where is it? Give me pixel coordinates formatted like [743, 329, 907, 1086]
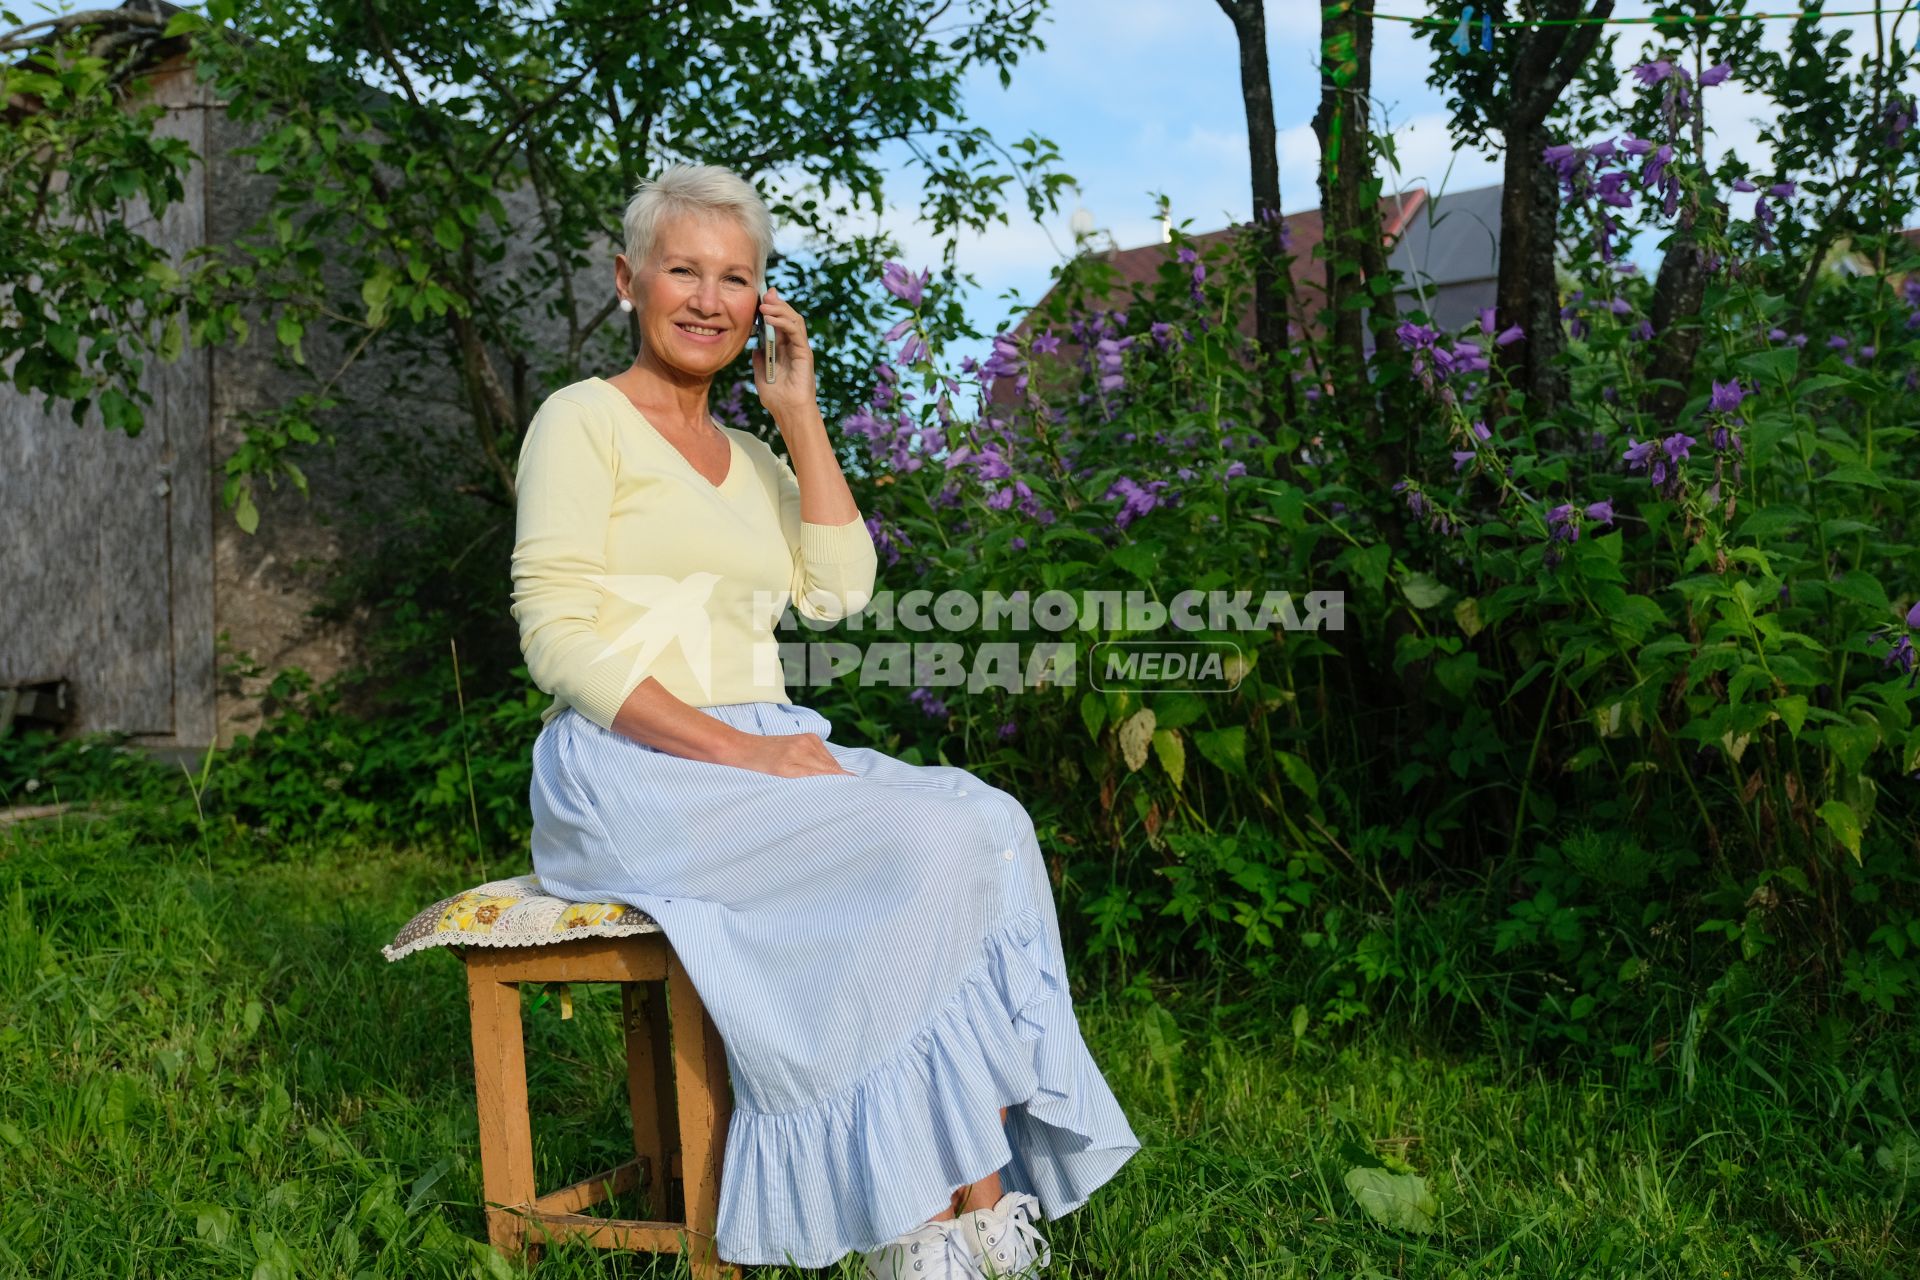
[510, 377, 878, 728]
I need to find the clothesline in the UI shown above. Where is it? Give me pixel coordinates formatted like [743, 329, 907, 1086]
[1359, 5, 1912, 28]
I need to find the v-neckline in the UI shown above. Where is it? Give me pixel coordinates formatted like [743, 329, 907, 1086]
[597, 377, 741, 494]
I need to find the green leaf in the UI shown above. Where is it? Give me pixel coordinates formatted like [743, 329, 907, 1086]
[1735, 505, 1811, 539]
[157, 315, 185, 363]
[1434, 651, 1486, 698]
[404, 1155, 454, 1216]
[1794, 373, 1853, 400]
[1876, 1131, 1920, 1178]
[1343, 1166, 1438, 1234]
[1274, 751, 1319, 803]
[1141, 1002, 1183, 1068]
[1150, 691, 1206, 730]
[1261, 483, 1307, 529]
[1608, 595, 1669, 644]
[99, 389, 142, 435]
[361, 270, 395, 327]
[1399, 571, 1451, 609]
[1734, 344, 1799, 384]
[186, 1202, 234, 1245]
[1816, 799, 1863, 863]
[1140, 1003, 1183, 1114]
[275, 315, 305, 364]
[233, 488, 260, 535]
[1823, 722, 1879, 774]
[1827, 571, 1890, 614]
[1079, 691, 1106, 741]
[1335, 542, 1392, 596]
[1773, 696, 1809, 738]
[250, 1228, 294, 1280]
[467, 1240, 515, 1280]
[1150, 728, 1185, 789]
[1110, 542, 1160, 585]
[1821, 464, 1886, 491]
[1193, 726, 1248, 778]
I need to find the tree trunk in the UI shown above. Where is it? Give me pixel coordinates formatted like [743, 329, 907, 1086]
[1491, 0, 1614, 415]
[1310, 0, 1382, 435]
[1642, 236, 1712, 424]
[1215, 0, 1291, 358]
[1215, 0, 1299, 432]
[1496, 120, 1569, 413]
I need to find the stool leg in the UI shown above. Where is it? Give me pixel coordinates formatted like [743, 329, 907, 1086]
[620, 983, 676, 1219]
[666, 951, 738, 1280]
[467, 974, 536, 1258]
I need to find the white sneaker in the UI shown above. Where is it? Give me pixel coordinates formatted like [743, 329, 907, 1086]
[861, 1218, 985, 1280]
[957, 1192, 1051, 1277]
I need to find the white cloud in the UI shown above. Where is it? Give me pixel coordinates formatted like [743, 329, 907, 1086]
[858, 0, 1916, 348]
[1379, 111, 1504, 198]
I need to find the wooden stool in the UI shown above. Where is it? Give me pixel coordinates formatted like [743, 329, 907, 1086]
[456, 935, 740, 1277]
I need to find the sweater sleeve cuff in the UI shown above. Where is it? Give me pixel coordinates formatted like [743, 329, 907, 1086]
[566, 661, 643, 732]
[799, 515, 876, 565]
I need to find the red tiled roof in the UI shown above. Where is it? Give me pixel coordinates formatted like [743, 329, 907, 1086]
[990, 191, 1424, 406]
[1011, 188, 1426, 345]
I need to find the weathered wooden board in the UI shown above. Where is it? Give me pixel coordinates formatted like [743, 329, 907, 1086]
[155, 65, 217, 749]
[0, 393, 173, 734]
[0, 60, 212, 741]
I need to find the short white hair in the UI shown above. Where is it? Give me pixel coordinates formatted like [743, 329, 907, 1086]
[621, 164, 773, 287]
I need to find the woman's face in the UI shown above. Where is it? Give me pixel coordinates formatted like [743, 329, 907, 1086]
[621, 212, 760, 381]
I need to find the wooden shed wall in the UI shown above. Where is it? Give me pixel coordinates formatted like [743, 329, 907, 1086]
[6, 50, 623, 752]
[0, 59, 215, 748]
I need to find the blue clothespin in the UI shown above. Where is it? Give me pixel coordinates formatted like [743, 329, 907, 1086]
[1450, 5, 1475, 56]
[1481, 10, 1494, 51]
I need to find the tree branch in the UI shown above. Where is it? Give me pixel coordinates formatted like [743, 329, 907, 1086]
[0, 5, 166, 53]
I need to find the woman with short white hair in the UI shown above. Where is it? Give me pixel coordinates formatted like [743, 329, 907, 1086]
[510, 162, 1138, 1277]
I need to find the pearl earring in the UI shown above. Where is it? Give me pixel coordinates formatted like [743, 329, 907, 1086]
[617, 297, 633, 314]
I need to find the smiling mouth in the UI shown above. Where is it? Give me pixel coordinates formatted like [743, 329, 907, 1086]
[676, 322, 725, 337]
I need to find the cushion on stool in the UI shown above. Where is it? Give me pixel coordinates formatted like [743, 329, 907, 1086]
[383, 873, 660, 962]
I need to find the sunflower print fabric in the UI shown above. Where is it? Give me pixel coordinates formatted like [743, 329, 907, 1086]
[383, 874, 659, 961]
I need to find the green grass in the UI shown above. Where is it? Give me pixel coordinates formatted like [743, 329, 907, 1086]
[1, 817, 1916, 1279]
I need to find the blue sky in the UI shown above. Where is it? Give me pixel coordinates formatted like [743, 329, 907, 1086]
[17, 0, 1908, 352]
[867, 0, 1912, 346]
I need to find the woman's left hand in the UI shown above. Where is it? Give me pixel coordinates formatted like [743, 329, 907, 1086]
[752, 288, 819, 422]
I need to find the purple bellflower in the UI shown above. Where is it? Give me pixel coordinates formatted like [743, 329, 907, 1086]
[881, 261, 929, 306]
[1708, 379, 1746, 414]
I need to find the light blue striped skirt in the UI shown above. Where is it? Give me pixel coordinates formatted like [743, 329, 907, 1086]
[527, 700, 1140, 1267]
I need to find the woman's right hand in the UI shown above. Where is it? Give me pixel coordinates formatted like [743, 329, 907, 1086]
[724, 731, 854, 778]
